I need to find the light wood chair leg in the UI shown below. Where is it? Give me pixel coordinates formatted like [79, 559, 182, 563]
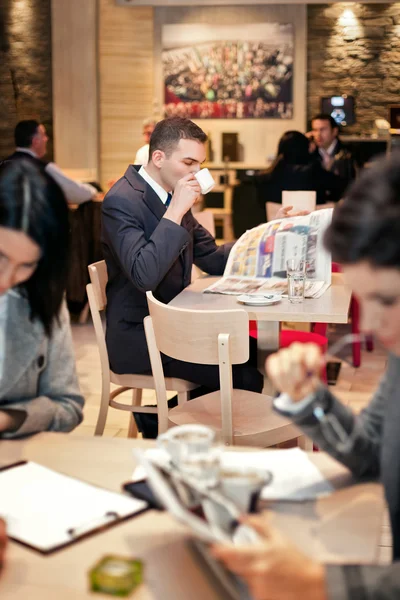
[94, 387, 110, 436]
[128, 389, 143, 438]
[297, 435, 313, 451]
[177, 391, 190, 406]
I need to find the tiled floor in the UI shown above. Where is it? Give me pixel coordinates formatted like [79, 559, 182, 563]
[71, 320, 392, 562]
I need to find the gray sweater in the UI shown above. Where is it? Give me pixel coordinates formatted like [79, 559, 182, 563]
[0, 291, 84, 437]
[275, 354, 400, 599]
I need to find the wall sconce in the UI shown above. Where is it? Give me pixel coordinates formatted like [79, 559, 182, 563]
[339, 7, 358, 27]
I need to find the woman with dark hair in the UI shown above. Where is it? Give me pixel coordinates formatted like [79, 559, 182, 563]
[0, 159, 84, 437]
[256, 130, 346, 205]
[212, 154, 400, 599]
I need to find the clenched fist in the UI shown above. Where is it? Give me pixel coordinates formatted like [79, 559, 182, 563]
[266, 343, 325, 402]
[164, 173, 202, 224]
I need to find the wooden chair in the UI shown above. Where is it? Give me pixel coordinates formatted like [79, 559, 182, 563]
[87, 261, 198, 437]
[194, 209, 216, 238]
[266, 202, 280, 222]
[144, 291, 306, 447]
[191, 210, 216, 282]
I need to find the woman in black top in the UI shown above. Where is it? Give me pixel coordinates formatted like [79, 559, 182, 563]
[256, 130, 347, 206]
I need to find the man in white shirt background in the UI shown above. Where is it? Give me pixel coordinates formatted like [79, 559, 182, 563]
[133, 117, 157, 167]
[2, 120, 99, 205]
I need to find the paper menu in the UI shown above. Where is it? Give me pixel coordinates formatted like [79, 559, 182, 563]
[220, 448, 334, 501]
[0, 461, 146, 553]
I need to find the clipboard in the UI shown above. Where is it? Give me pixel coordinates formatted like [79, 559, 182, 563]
[0, 461, 148, 555]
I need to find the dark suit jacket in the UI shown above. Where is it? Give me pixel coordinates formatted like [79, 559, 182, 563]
[101, 166, 232, 374]
[0, 150, 48, 171]
[313, 139, 356, 189]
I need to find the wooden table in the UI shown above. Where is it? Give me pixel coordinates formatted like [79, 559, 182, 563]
[0, 434, 385, 599]
[170, 274, 352, 381]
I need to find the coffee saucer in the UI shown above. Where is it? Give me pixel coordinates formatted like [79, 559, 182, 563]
[237, 294, 282, 306]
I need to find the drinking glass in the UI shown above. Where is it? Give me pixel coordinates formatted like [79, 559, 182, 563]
[286, 258, 306, 304]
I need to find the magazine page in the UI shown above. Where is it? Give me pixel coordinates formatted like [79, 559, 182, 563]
[204, 209, 333, 299]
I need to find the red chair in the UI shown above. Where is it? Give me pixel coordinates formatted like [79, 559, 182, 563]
[312, 263, 373, 368]
[249, 323, 328, 383]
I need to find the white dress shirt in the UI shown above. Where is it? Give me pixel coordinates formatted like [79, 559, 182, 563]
[274, 392, 315, 414]
[15, 148, 97, 205]
[134, 144, 150, 167]
[319, 140, 338, 171]
[138, 166, 170, 204]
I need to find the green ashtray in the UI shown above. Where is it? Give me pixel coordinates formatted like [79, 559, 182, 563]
[89, 555, 143, 596]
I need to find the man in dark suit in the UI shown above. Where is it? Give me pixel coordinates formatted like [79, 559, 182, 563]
[2, 120, 98, 204]
[101, 117, 263, 399]
[308, 113, 356, 189]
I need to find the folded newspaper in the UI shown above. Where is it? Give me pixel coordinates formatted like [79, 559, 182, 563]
[204, 208, 333, 299]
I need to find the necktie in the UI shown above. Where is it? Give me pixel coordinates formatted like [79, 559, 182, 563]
[165, 192, 172, 208]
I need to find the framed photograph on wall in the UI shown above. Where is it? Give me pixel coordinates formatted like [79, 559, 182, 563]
[162, 22, 293, 119]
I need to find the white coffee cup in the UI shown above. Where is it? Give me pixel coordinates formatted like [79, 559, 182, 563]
[194, 168, 215, 194]
[157, 424, 215, 466]
[219, 466, 272, 513]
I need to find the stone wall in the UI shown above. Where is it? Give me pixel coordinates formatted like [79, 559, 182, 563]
[308, 4, 400, 135]
[0, 0, 53, 160]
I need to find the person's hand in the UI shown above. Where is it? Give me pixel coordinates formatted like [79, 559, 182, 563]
[0, 410, 26, 432]
[164, 173, 201, 224]
[305, 130, 314, 140]
[266, 343, 324, 402]
[275, 205, 310, 220]
[0, 518, 7, 571]
[211, 513, 327, 600]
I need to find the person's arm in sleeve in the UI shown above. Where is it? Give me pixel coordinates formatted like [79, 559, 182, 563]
[213, 511, 400, 600]
[45, 162, 98, 204]
[326, 563, 400, 600]
[269, 344, 389, 479]
[0, 302, 84, 438]
[102, 191, 190, 292]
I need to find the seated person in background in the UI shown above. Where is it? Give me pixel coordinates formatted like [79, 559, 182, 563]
[107, 118, 158, 189]
[308, 113, 356, 188]
[255, 130, 346, 205]
[102, 116, 263, 397]
[0, 160, 84, 437]
[2, 120, 99, 205]
[134, 118, 157, 167]
[213, 154, 400, 599]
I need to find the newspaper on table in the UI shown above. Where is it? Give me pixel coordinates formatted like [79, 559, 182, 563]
[204, 208, 333, 299]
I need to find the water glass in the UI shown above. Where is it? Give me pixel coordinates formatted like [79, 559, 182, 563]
[286, 258, 306, 304]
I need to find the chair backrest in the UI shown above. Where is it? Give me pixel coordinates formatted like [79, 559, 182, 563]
[87, 261, 111, 389]
[145, 291, 249, 366]
[266, 202, 280, 222]
[88, 260, 108, 310]
[144, 291, 251, 443]
[194, 210, 216, 238]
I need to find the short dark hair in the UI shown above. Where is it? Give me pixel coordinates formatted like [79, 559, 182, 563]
[324, 154, 400, 268]
[148, 117, 207, 159]
[311, 113, 338, 131]
[0, 160, 69, 335]
[14, 120, 40, 148]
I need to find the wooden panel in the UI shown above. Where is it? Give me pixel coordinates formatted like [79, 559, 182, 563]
[51, 0, 99, 177]
[99, 0, 155, 188]
[153, 6, 307, 165]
